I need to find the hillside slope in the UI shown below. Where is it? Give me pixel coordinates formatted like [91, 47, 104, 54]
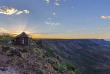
[0, 44, 76, 74]
[0, 45, 60, 74]
[42, 39, 110, 74]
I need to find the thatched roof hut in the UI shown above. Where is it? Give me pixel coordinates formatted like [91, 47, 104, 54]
[13, 32, 29, 46]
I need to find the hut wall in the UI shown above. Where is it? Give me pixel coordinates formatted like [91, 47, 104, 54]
[24, 37, 28, 46]
[14, 38, 21, 45]
[14, 37, 28, 46]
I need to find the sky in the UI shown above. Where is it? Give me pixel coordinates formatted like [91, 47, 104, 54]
[0, 0, 110, 39]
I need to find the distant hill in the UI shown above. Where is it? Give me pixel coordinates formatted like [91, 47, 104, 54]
[91, 39, 110, 47]
[42, 39, 110, 74]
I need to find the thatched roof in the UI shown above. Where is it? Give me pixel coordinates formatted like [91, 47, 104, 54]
[15, 32, 29, 38]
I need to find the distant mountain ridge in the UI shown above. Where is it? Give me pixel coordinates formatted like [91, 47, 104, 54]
[91, 39, 110, 47]
[42, 39, 110, 74]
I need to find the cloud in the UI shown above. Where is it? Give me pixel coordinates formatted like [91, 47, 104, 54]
[45, 0, 60, 6]
[0, 28, 7, 33]
[54, 3, 60, 6]
[0, 6, 29, 15]
[0, 6, 17, 15]
[82, 28, 86, 30]
[53, 13, 56, 15]
[16, 11, 23, 15]
[45, 21, 60, 26]
[101, 16, 110, 19]
[48, 18, 51, 20]
[55, 0, 60, 6]
[46, 0, 49, 3]
[24, 10, 29, 13]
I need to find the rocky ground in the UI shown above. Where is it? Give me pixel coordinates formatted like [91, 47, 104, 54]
[0, 44, 75, 74]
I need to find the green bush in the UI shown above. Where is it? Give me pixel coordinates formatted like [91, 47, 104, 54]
[54, 62, 75, 73]
[36, 49, 41, 54]
[54, 63, 66, 73]
[45, 47, 54, 56]
[46, 57, 56, 64]
[0, 35, 13, 44]
[47, 57, 55, 62]
[34, 48, 43, 57]
[63, 62, 75, 71]
[23, 46, 29, 52]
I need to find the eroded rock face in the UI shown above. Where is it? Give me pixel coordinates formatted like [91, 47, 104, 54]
[41, 39, 110, 74]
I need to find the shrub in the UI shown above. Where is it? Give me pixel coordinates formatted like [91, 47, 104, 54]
[45, 47, 54, 56]
[0, 35, 13, 45]
[54, 62, 75, 73]
[35, 48, 43, 57]
[36, 49, 41, 54]
[54, 63, 66, 73]
[47, 57, 56, 64]
[23, 46, 29, 52]
[35, 48, 42, 54]
[63, 62, 75, 71]
[47, 57, 55, 62]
